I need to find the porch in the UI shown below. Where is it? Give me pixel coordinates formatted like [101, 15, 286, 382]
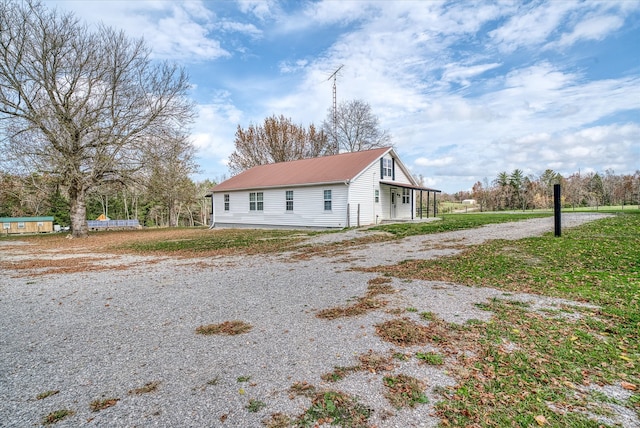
[379, 181, 441, 221]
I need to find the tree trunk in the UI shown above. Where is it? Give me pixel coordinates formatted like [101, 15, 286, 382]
[123, 190, 129, 220]
[69, 182, 88, 238]
[169, 200, 178, 227]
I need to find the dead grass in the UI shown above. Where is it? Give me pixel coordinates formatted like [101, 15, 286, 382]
[195, 320, 253, 336]
[322, 350, 396, 382]
[383, 374, 428, 408]
[128, 381, 160, 395]
[375, 318, 430, 347]
[296, 390, 372, 427]
[288, 381, 316, 398]
[316, 277, 395, 320]
[42, 409, 75, 425]
[89, 398, 119, 412]
[5, 228, 210, 252]
[321, 365, 360, 382]
[0, 258, 131, 277]
[263, 413, 292, 428]
[358, 350, 396, 373]
[36, 390, 59, 400]
[2, 228, 307, 260]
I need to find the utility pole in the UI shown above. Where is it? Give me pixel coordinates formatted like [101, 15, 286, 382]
[327, 65, 343, 153]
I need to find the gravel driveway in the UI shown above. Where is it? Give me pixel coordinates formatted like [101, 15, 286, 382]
[0, 213, 610, 427]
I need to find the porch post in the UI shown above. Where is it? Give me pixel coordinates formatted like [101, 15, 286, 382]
[411, 190, 414, 220]
[427, 192, 430, 218]
[433, 192, 437, 216]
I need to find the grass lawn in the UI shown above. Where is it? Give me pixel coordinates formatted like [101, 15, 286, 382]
[372, 212, 552, 237]
[373, 211, 639, 427]
[122, 228, 313, 254]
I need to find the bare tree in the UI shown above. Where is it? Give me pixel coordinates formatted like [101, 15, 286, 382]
[322, 99, 391, 152]
[227, 115, 331, 175]
[144, 132, 199, 227]
[0, 0, 195, 237]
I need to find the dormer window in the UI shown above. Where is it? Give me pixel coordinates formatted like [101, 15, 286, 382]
[382, 158, 392, 177]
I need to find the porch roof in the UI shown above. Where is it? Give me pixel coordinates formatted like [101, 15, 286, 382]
[379, 180, 441, 193]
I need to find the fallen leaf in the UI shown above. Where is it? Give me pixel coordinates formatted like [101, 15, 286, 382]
[239, 388, 245, 395]
[534, 415, 547, 425]
[621, 381, 637, 391]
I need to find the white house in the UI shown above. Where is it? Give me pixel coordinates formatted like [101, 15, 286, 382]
[211, 147, 440, 229]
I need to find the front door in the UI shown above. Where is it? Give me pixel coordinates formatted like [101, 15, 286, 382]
[390, 188, 397, 218]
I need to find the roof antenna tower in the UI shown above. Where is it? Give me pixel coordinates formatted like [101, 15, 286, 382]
[327, 65, 343, 152]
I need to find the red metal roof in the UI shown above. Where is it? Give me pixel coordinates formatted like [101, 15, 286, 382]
[213, 147, 392, 192]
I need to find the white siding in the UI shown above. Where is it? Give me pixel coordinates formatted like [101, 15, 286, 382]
[213, 184, 349, 228]
[350, 154, 415, 222]
[391, 160, 412, 183]
[347, 161, 380, 226]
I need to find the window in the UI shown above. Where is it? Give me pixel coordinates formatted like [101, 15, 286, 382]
[285, 190, 293, 211]
[2, 223, 9, 230]
[383, 158, 393, 177]
[374, 189, 379, 203]
[224, 194, 230, 211]
[402, 188, 411, 204]
[324, 190, 332, 211]
[37, 222, 44, 227]
[249, 192, 263, 211]
[17, 222, 25, 229]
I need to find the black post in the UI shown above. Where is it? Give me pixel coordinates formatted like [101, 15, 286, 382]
[554, 184, 561, 237]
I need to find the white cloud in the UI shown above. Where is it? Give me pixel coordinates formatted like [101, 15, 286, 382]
[219, 21, 262, 38]
[236, 0, 279, 20]
[275, 1, 376, 32]
[152, 6, 227, 60]
[442, 63, 502, 86]
[489, 1, 576, 53]
[50, 0, 229, 61]
[279, 59, 310, 74]
[549, 14, 624, 49]
[415, 157, 455, 167]
[192, 92, 243, 173]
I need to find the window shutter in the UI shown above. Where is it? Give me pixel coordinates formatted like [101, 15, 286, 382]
[380, 158, 384, 178]
[392, 159, 395, 180]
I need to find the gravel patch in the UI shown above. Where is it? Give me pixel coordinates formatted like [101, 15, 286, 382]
[0, 213, 616, 427]
[300, 213, 609, 268]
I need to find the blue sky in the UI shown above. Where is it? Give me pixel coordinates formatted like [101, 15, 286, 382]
[50, 0, 640, 193]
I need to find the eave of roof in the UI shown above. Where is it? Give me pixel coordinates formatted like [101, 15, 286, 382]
[213, 147, 391, 192]
[379, 180, 441, 192]
[0, 216, 55, 222]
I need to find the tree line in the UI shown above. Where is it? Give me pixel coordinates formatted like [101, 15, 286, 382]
[450, 169, 640, 211]
[0, 171, 215, 228]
